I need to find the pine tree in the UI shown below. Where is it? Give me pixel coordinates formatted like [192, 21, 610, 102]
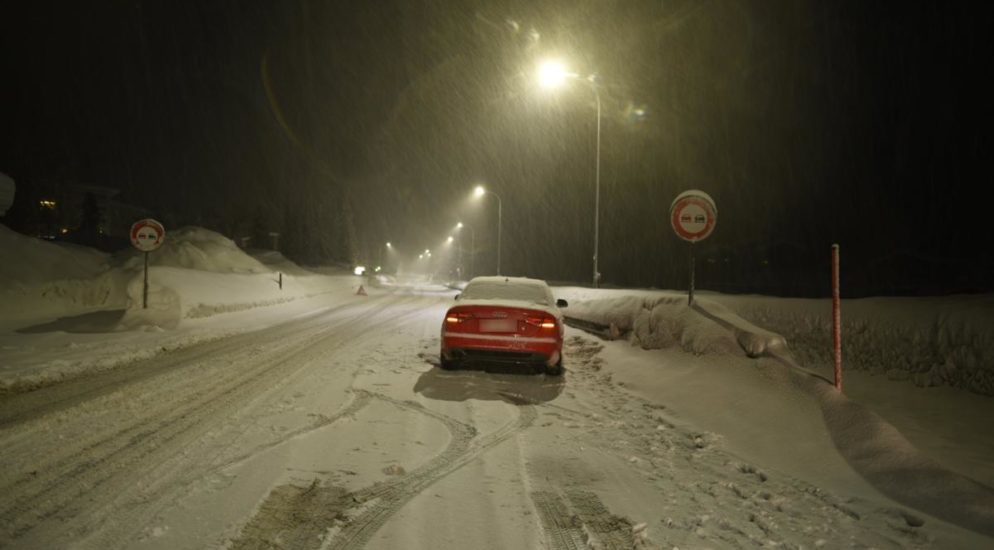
[78, 192, 103, 236]
[250, 208, 269, 250]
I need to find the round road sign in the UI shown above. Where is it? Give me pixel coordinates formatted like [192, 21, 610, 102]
[670, 190, 717, 242]
[130, 218, 166, 252]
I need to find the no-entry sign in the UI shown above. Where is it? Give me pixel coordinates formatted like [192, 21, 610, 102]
[670, 190, 717, 242]
[130, 218, 166, 252]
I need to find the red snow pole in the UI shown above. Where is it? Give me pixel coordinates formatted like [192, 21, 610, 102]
[831, 244, 842, 392]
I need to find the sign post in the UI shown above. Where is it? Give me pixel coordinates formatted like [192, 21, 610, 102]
[832, 244, 842, 391]
[130, 219, 166, 309]
[669, 190, 717, 305]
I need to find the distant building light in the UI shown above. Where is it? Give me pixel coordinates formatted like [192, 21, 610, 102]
[39, 199, 57, 209]
[60, 227, 69, 234]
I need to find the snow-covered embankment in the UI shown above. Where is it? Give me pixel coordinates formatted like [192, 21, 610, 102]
[563, 292, 994, 538]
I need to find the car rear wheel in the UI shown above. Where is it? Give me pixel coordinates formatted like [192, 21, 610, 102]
[440, 356, 458, 370]
[545, 359, 563, 376]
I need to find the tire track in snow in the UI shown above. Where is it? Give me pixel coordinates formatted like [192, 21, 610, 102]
[117, 386, 378, 547]
[0, 295, 428, 548]
[0, 298, 373, 429]
[563, 489, 637, 549]
[530, 489, 636, 550]
[302, 393, 537, 550]
[531, 490, 586, 550]
[77, 298, 433, 550]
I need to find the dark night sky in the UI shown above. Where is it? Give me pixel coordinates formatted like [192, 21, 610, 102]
[3, 1, 993, 296]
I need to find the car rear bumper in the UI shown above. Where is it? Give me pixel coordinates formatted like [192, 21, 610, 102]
[442, 332, 561, 367]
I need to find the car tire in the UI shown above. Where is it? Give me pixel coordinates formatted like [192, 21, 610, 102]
[440, 356, 457, 370]
[545, 360, 563, 376]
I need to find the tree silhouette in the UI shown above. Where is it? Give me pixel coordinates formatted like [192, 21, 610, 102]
[78, 192, 103, 236]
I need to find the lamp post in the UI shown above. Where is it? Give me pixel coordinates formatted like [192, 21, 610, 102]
[456, 221, 475, 279]
[537, 59, 602, 287]
[445, 235, 456, 279]
[472, 185, 502, 275]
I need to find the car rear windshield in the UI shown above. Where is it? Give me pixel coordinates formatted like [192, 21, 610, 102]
[461, 280, 551, 305]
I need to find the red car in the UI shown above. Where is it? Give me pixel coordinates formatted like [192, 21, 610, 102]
[440, 276, 568, 375]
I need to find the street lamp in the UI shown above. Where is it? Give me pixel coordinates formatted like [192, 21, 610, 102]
[456, 221, 475, 279]
[444, 236, 458, 279]
[383, 242, 393, 272]
[537, 58, 602, 287]
[472, 185, 502, 275]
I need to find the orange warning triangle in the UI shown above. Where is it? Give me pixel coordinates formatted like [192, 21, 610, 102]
[356, 285, 367, 296]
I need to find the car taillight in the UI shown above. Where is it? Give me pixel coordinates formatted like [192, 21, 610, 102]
[525, 316, 557, 330]
[445, 312, 473, 323]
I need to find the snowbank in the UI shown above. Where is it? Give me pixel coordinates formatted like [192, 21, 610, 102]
[118, 267, 304, 329]
[559, 288, 994, 396]
[248, 249, 317, 277]
[110, 228, 357, 328]
[0, 224, 365, 392]
[0, 224, 353, 330]
[561, 288, 994, 537]
[0, 224, 108, 285]
[118, 226, 271, 274]
[717, 294, 994, 396]
[0, 224, 130, 323]
[563, 293, 786, 358]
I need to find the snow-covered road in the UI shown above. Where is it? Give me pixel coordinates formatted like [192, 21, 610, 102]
[1, 288, 991, 549]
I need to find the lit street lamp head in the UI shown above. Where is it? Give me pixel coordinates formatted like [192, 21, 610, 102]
[472, 185, 486, 198]
[537, 59, 571, 89]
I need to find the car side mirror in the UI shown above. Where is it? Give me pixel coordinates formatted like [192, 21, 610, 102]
[556, 298, 568, 308]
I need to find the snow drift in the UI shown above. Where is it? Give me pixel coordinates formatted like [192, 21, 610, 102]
[562, 289, 994, 537]
[562, 289, 994, 397]
[564, 294, 786, 358]
[0, 224, 362, 393]
[118, 226, 271, 274]
[0, 224, 129, 323]
[0, 224, 355, 331]
[719, 294, 994, 396]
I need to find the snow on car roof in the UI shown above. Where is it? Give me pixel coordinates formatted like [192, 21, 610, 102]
[460, 276, 553, 305]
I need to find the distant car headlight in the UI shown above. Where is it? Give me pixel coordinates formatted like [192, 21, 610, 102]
[354, 266, 366, 275]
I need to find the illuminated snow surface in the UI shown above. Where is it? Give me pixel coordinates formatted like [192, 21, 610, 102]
[1, 223, 992, 549]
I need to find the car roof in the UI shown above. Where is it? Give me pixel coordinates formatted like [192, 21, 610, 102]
[460, 276, 554, 306]
[465, 276, 549, 287]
